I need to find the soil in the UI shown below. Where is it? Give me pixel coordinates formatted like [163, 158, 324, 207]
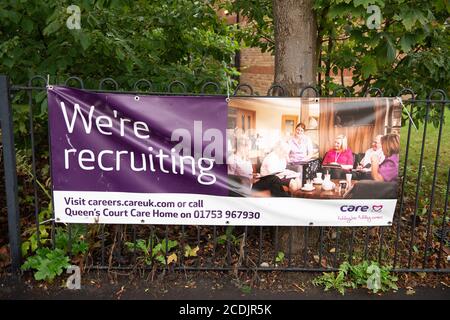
[1, 269, 449, 300]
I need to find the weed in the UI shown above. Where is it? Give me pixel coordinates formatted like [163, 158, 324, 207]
[125, 237, 179, 267]
[312, 261, 398, 295]
[275, 251, 285, 263]
[217, 226, 241, 246]
[21, 225, 88, 282]
[21, 202, 52, 256]
[184, 244, 200, 258]
[21, 247, 70, 282]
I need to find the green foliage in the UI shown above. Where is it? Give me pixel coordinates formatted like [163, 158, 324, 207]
[21, 202, 52, 256]
[312, 261, 398, 295]
[21, 248, 70, 282]
[240, 284, 252, 294]
[184, 244, 199, 258]
[222, 0, 449, 118]
[215, 0, 274, 53]
[1, 0, 239, 91]
[217, 226, 241, 246]
[275, 251, 285, 263]
[400, 110, 450, 216]
[55, 226, 88, 256]
[125, 237, 179, 266]
[312, 262, 353, 295]
[21, 221, 88, 282]
[13, 103, 49, 152]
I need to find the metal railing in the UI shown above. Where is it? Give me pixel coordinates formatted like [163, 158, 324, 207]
[1, 75, 449, 275]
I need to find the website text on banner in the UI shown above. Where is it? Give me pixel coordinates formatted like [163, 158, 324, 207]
[48, 87, 401, 226]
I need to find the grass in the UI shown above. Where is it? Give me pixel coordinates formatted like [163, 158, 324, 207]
[399, 105, 450, 217]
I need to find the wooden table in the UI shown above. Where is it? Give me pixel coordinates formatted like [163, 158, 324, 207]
[292, 179, 357, 199]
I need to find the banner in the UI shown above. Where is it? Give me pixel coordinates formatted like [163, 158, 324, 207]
[48, 87, 401, 226]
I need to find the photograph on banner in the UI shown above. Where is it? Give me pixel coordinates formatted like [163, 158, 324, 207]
[226, 97, 401, 200]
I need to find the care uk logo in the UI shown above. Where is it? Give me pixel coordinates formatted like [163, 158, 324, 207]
[340, 204, 383, 213]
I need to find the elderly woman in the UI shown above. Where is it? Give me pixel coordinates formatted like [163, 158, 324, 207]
[227, 136, 254, 197]
[288, 123, 315, 163]
[322, 134, 354, 170]
[253, 140, 294, 197]
[371, 133, 400, 182]
[227, 136, 253, 179]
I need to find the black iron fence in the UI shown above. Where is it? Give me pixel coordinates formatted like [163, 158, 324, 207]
[1, 75, 449, 276]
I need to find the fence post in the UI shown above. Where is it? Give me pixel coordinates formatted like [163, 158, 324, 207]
[0, 75, 21, 274]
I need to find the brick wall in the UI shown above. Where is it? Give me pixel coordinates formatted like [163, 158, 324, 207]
[238, 48, 355, 94]
[239, 48, 275, 95]
[220, 12, 355, 94]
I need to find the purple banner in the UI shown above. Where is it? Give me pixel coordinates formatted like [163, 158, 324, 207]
[48, 88, 400, 226]
[48, 86, 228, 196]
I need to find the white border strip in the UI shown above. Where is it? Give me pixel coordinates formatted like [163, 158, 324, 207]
[54, 191, 396, 226]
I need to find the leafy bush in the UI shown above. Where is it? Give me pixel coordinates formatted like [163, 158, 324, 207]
[21, 248, 70, 282]
[21, 226, 88, 282]
[1, 1, 239, 91]
[55, 225, 88, 256]
[312, 261, 398, 295]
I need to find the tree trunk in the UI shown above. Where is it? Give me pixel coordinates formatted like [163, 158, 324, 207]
[274, 0, 317, 96]
[273, 0, 319, 254]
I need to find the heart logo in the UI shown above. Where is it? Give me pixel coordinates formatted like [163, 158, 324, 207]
[372, 205, 383, 212]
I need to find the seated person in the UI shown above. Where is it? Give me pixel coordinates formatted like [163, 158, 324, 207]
[227, 136, 253, 196]
[322, 134, 354, 170]
[253, 141, 297, 197]
[371, 133, 400, 182]
[227, 136, 253, 179]
[358, 135, 385, 170]
[321, 134, 354, 180]
[288, 123, 315, 163]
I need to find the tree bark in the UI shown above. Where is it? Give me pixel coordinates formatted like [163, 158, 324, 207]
[273, 0, 319, 254]
[273, 0, 317, 96]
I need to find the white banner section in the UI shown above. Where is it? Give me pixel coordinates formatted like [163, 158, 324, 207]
[54, 191, 397, 226]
